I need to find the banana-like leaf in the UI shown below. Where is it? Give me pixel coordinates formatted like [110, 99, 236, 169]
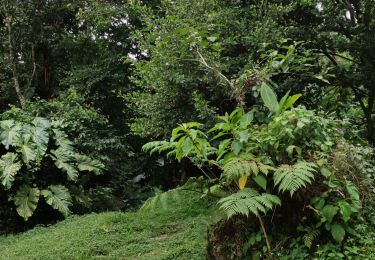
[0, 153, 21, 189]
[284, 94, 302, 110]
[13, 185, 40, 220]
[260, 82, 279, 113]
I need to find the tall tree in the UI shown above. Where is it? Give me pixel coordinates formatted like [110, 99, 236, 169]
[280, 0, 375, 143]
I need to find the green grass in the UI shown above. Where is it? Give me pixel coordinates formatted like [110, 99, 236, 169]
[0, 191, 219, 260]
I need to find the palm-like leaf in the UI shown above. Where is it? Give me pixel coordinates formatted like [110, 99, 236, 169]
[273, 161, 317, 197]
[222, 156, 275, 182]
[142, 140, 176, 155]
[218, 188, 281, 218]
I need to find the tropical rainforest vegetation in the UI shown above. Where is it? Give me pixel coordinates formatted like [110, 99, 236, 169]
[0, 0, 374, 259]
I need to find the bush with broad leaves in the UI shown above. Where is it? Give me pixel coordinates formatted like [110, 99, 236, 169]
[0, 117, 104, 220]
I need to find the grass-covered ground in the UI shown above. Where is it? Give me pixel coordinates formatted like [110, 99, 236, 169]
[1, 190, 374, 260]
[0, 192, 218, 260]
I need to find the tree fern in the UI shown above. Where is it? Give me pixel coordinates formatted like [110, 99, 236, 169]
[273, 161, 317, 197]
[218, 188, 281, 218]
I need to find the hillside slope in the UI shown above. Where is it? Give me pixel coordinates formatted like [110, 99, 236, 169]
[0, 192, 218, 260]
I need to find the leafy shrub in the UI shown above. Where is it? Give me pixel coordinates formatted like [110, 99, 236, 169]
[0, 116, 104, 221]
[142, 86, 372, 258]
[2, 90, 153, 213]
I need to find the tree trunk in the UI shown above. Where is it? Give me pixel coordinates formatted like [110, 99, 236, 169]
[366, 88, 375, 144]
[5, 17, 26, 108]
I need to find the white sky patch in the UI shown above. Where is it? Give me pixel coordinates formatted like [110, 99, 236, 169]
[127, 53, 137, 61]
[346, 10, 351, 20]
[316, 2, 323, 12]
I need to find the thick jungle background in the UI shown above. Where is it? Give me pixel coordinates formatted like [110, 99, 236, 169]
[0, 0, 374, 259]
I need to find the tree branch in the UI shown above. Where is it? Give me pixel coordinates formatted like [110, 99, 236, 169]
[196, 49, 246, 108]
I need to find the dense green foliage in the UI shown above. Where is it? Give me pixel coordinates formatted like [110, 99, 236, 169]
[0, 0, 374, 259]
[144, 86, 374, 257]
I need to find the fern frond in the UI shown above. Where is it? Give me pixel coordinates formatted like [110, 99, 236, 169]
[274, 161, 317, 197]
[302, 229, 320, 248]
[222, 157, 275, 183]
[139, 188, 182, 212]
[142, 141, 176, 155]
[218, 188, 281, 219]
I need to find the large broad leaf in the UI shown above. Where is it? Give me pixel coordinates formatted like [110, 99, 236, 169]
[331, 224, 346, 243]
[284, 94, 302, 109]
[260, 82, 279, 113]
[277, 90, 291, 115]
[239, 111, 254, 129]
[346, 181, 361, 209]
[338, 201, 354, 222]
[41, 185, 72, 217]
[32, 117, 50, 160]
[15, 134, 37, 165]
[54, 159, 79, 181]
[32, 117, 50, 129]
[51, 148, 79, 181]
[0, 153, 21, 189]
[13, 186, 40, 220]
[253, 175, 267, 191]
[75, 154, 104, 175]
[321, 205, 339, 223]
[237, 176, 248, 190]
[53, 128, 74, 150]
[0, 120, 21, 149]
